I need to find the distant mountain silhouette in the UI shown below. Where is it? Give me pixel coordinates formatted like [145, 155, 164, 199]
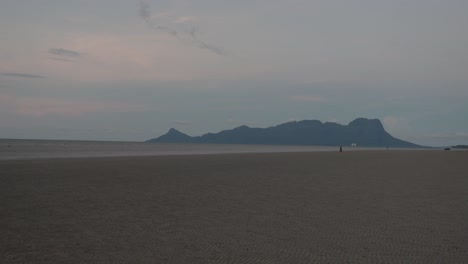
[147, 118, 421, 147]
[154, 128, 193, 143]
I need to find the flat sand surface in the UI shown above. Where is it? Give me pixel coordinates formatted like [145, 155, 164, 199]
[1, 151, 467, 263]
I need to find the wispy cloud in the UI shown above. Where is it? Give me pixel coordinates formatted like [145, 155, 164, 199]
[48, 48, 83, 62]
[0, 72, 46, 79]
[138, 1, 178, 35]
[185, 26, 226, 56]
[49, 48, 82, 58]
[137, 0, 226, 56]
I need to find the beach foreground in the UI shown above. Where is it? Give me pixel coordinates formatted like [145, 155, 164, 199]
[1, 151, 467, 263]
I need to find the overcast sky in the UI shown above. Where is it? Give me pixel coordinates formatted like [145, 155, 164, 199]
[1, 0, 467, 146]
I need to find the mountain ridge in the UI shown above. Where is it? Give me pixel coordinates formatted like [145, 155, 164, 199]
[147, 118, 421, 148]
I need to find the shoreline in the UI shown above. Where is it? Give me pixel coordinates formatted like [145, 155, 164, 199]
[0, 139, 433, 161]
[0, 148, 435, 161]
[0, 148, 430, 161]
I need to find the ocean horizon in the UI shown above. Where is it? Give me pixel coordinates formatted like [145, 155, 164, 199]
[0, 138, 427, 160]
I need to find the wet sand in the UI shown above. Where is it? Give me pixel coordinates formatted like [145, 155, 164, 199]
[1, 151, 467, 263]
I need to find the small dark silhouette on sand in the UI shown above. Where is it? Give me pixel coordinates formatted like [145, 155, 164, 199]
[340, 146, 343, 152]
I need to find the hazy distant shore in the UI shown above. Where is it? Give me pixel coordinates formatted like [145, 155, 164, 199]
[0, 138, 430, 160]
[1, 151, 467, 263]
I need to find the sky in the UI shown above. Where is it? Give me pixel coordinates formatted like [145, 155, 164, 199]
[1, 0, 467, 146]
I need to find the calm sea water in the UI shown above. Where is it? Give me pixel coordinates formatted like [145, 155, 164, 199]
[0, 139, 414, 160]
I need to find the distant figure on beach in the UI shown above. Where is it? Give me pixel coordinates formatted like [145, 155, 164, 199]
[339, 146, 342, 152]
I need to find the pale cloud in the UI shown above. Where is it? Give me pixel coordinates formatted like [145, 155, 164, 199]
[174, 16, 198, 24]
[290, 95, 326, 103]
[0, 95, 152, 118]
[48, 57, 76, 62]
[173, 120, 192, 126]
[63, 16, 89, 24]
[327, 118, 341, 124]
[415, 132, 468, 146]
[382, 116, 412, 138]
[383, 116, 408, 130]
[425, 132, 468, 140]
[226, 118, 238, 124]
[382, 116, 400, 129]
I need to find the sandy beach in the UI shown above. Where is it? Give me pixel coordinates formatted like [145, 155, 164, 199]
[1, 150, 467, 263]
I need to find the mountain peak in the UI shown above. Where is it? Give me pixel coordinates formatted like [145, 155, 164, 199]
[234, 125, 250, 130]
[148, 128, 192, 143]
[167, 128, 182, 134]
[348, 118, 384, 130]
[147, 118, 421, 147]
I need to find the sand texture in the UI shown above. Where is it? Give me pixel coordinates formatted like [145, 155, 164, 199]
[1, 151, 467, 263]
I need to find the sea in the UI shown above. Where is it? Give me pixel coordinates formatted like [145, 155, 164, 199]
[0, 139, 416, 160]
